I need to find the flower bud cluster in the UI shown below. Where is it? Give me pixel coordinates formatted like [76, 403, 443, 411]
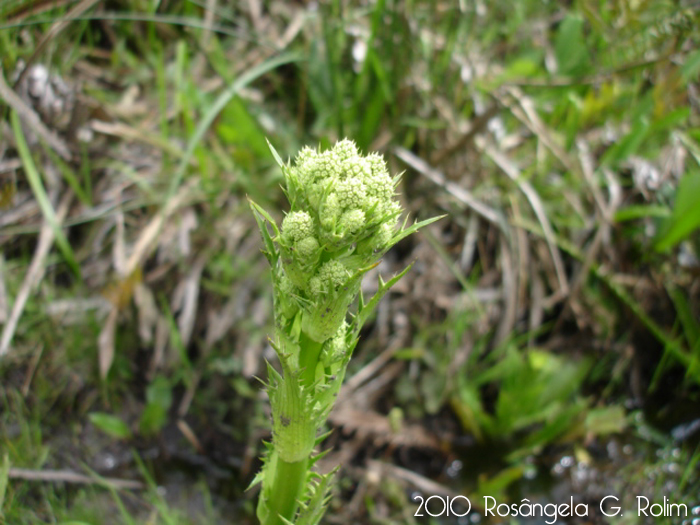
[274, 140, 402, 342]
[285, 139, 400, 251]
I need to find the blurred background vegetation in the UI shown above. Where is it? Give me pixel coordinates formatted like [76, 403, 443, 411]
[0, 0, 699, 523]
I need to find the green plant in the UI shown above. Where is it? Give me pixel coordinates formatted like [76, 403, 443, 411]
[249, 140, 440, 525]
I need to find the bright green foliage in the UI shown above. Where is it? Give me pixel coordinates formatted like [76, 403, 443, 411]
[654, 171, 700, 252]
[249, 140, 440, 525]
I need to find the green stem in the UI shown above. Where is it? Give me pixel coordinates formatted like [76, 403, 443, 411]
[258, 331, 324, 525]
[260, 452, 309, 525]
[298, 331, 324, 389]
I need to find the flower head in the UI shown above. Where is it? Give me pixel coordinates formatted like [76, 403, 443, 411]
[285, 140, 399, 250]
[257, 139, 418, 342]
[281, 211, 314, 244]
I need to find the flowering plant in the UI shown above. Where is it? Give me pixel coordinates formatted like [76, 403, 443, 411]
[249, 140, 440, 525]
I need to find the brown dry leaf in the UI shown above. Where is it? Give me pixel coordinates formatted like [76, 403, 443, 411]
[101, 268, 142, 311]
[329, 407, 442, 451]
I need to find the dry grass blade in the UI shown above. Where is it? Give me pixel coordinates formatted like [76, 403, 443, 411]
[119, 54, 299, 279]
[177, 419, 204, 454]
[494, 235, 518, 346]
[393, 146, 507, 231]
[8, 467, 143, 490]
[20, 344, 43, 396]
[431, 104, 500, 165]
[177, 254, 207, 348]
[366, 460, 459, 499]
[577, 138, 609, 220]
[340, 345, 399, 399]
[475, 135, 569, 295]
[13, 0, 100, 88]
[90, 120, 199, 164]
[329, 407, 442, 450]
[124, 180, 196, 277]
[98, 307, 118, 380]
[500, 86, 580, 175]
[0, 159, 22, 173]
[0, 257, 8, 324]
[201, 0, 218, 48]
[133, 283, 158, 344]
[1, 0, 73, 25]
[0, 69, 71, 160]
[10, 110, 80, 278]
[0, 192, 71, 357]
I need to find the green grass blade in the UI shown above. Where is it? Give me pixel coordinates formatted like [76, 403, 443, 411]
[515, 216, 700, 383]
[654, 171, 700, 252]
[0, 453, 9, 512]
[10, 110, 81, 279]
[166, 52, 301, 201]
[44, 146, 92, 206]
[614, 204, 670, 222]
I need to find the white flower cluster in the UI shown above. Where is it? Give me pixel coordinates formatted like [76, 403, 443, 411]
[274, 140, 403, 341]
[276, 140, 401, 341]
[284, 139, 400, 252]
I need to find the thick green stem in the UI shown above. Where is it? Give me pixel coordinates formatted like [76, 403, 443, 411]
[260, 452, 308, 525]
[298, 331, 324, 389]
[258, 331, 324, 525]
